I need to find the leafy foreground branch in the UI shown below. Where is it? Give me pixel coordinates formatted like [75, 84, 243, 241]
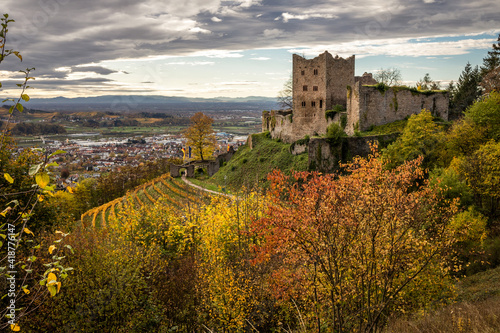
[1, 13, 73, 331]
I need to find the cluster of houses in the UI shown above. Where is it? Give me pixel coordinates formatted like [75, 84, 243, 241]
[13, 132, 246, 187]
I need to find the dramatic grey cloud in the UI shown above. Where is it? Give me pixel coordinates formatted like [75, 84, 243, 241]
[1, 0, 499, 97]
[71, 66, 119, 75]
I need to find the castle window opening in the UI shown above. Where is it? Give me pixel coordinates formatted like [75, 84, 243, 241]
[314, 69, 318, 75]
[320, 100, 323, 108]
[303, 85, 308, 91]
[311, 101, 316, 107]
[301, 70, 305, 75]
[301, 101, 306, 107]
[313, 86, 318, 91]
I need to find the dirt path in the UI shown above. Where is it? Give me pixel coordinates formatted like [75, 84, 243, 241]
[181, 175, 236, 199]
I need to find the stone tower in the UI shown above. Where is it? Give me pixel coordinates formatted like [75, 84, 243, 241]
[292, 51, 355, 137]
[262, 51, 448, 143]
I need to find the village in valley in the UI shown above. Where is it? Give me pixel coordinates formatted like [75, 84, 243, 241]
[1, 105, 256, 186]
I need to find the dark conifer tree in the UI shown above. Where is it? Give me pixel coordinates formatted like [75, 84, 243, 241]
[480, 33, 500, 76]
[450, 62, 481, 119]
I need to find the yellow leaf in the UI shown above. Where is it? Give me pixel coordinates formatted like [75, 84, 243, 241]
[24, 228, 34, 236]
[10, 323, 20, 331]
[38, 194, 44, 202]
[47, 272, 57, 282]
[57, 281, 61, 293]
[4, 173, 14, 184]
[67, 186, 73, 193]
[1, 207, 12, 217]
[22, 287, 30, 294]
[35, 172, 50, 189]
[48, 245, 56, 254]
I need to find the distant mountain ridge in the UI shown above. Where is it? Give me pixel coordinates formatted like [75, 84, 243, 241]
[23, 95, 280, 113]
[28, 95, 277, 104]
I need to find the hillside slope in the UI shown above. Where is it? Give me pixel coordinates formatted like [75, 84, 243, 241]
[81, 174, 212, 228]
[211, 132, 308, 189]
[384, 265, 500, 332]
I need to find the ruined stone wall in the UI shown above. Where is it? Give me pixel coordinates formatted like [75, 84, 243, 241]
[170, 147, 236, 178]
[346, 82, 449, 135]
[355, 72, 377, 85]
[346, 84, 361, 135]
[262, 110, 296, 142]
[170, 164, 181, 177]
[262, 109, 342, 143]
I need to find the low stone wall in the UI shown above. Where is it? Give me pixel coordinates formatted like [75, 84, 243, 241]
[206, 147, 235, 176]
[170, 164, 195, 177]
[290, 142, 307, 155]
[308, 133, 399, 172]
[262, 109, 343, 144]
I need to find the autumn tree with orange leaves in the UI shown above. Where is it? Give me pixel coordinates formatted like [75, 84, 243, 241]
[252, 149, 463, 332]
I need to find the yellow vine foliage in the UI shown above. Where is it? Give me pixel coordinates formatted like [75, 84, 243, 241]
[192, 192, 265, 331]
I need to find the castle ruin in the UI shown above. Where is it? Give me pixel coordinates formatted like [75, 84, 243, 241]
[262, 51, 449, 143]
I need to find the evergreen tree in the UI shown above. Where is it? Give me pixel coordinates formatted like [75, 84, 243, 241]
[450, 62, 481, 119]
[416, 73, 440, 90]
[480, 33, 500, 77]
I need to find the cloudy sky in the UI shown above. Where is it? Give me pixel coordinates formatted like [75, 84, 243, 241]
[1, 0, 500, 99]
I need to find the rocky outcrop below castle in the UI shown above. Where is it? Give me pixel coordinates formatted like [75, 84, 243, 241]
[308, 134, 399, 172]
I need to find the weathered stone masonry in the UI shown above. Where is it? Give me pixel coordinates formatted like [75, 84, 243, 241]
[263, 51, 449, 143]
[346, 82, 449, 135]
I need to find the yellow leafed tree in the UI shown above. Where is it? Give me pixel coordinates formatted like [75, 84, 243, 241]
[184, 112, 216, 161]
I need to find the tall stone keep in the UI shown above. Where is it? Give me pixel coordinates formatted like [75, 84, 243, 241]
[262, 50, 448, 143]
[292, 51, 355, 138]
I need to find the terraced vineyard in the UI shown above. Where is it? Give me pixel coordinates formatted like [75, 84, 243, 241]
[81, 173, 213, 228]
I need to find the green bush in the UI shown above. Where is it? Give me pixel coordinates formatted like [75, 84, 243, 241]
[326, 123, 346, 144]
[325, 104, 345, 120]
[340, 114, 348, 129]
[429, 167, 473, 208]
[382, 110, 446, 169]
[465, 91, 500, 140]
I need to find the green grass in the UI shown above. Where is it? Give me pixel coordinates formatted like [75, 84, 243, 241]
[212, 132, 308, 190]
[188, 177, 225, 193]
[360, 119, 408, 136]
[456, 265, 500, 302]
